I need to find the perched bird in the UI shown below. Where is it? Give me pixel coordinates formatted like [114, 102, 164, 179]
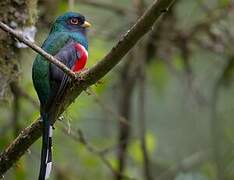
[32, 12, 91, 180]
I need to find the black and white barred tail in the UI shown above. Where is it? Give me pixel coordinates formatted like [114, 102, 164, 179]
[39, 114, 53, 180]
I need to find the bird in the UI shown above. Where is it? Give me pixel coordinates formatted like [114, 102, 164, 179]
[32, 12, 91, 180]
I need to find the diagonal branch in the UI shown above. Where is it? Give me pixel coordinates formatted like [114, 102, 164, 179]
[0, 0, 176, 176]
[59, 124, 135, 180]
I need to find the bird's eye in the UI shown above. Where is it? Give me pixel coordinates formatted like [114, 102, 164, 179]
[70, 18, 79, 25]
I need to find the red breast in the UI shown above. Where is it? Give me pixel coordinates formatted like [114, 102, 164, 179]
[72, 43, 88, 72]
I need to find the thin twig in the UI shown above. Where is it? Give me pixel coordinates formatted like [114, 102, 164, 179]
[11, 83, 39, 108]
[59, 124, 136, 180]
[137, 44, 153, 180]
[59, 118, 135, 155]
[157, 151, 209, 180]
[87, 88, 130, 125]
[134, 0, 153, 179]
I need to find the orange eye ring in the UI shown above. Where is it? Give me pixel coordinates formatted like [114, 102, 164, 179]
[70, 18, 79, 25]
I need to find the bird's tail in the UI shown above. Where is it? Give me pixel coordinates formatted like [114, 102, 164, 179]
[39, 112, 53, 180]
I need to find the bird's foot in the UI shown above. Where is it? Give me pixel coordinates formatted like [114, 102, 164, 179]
[74, 73, 84, 82]
[75, 68, 89, 82]
[76, 68, 88, 82]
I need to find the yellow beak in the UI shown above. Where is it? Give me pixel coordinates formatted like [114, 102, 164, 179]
[82, 21, 92, 28]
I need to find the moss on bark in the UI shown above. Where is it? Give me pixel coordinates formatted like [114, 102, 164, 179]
[0, 0, 38, 101]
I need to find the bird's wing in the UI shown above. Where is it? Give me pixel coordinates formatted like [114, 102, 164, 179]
[49, 39, 81, 104]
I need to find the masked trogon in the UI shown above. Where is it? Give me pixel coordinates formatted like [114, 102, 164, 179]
[32, 12, 91, 180]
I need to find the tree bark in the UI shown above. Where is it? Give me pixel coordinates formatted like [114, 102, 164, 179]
[0, 0, 37, 102]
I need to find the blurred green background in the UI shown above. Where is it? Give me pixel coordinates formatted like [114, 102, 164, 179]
[1, 0, 234, 179]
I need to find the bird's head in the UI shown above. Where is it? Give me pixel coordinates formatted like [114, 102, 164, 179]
[51, 12, 91, 35]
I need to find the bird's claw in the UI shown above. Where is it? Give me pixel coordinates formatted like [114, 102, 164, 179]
[78, 74, 85, 81]
[74, 73, 84, 84]
[75, 68, 89, 82]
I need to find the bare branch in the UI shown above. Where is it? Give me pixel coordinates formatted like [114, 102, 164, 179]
[116, 51, 138, 180]
[60, 124, 136, 180]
